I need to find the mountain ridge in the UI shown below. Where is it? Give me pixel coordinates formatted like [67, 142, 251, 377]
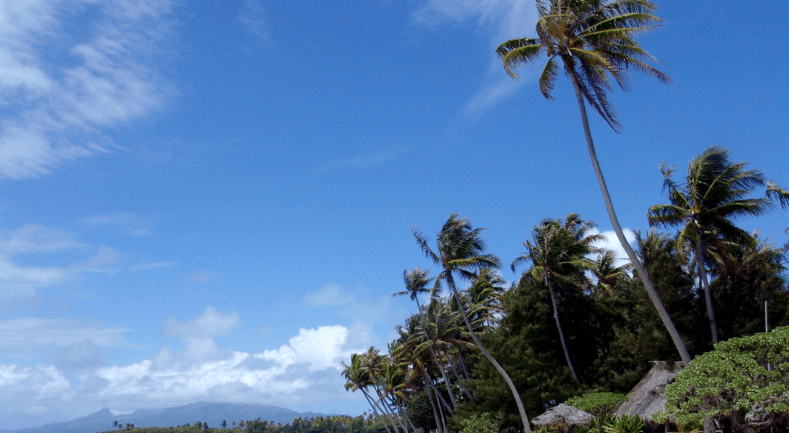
[0, 402, 331, 433]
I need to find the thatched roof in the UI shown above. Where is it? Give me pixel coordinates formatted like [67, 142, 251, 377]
[532, 404, 594, 428]
[615, 361, 684, 423]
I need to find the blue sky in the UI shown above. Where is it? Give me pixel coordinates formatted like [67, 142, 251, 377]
[0, 0, 786, 428]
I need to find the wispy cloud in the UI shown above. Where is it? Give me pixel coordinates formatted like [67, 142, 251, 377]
[239, 0, 271, 44]
[0, 317, 130, 354]
[412, 0, 538, 119]
[83, 212, 154, 237]
[0, 224, 120, 297]
[0, 0, 174, 179]
[130, 261, 177, 272]
[0, 224, 84, 255]
[322, 146, 407, 170]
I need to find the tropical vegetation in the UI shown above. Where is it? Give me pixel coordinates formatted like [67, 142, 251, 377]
[341, 144, 789, 432]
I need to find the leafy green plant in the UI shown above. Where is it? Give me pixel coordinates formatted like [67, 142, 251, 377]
[658, 326, 789, 431]
[565, 392, 626, 419]
[601, 415, 644, 433]
[459, 412, 503, 433]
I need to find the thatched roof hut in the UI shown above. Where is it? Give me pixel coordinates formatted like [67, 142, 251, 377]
[615, 361, 684, 424]
[532, 404, 594, 432]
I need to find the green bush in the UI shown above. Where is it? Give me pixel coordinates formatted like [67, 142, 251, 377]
[658, 326, 789, 431]
[600, 415, 644, 433]
[565, 392, 626, 419]
[459, 412, 502, 433]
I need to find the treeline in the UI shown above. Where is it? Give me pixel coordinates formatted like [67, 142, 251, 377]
[342, 146, 789, 432]
[102, 415, 392, 433]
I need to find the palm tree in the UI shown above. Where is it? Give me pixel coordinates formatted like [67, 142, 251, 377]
[511, 213, 600, 380]
[342, 352, 395, 433]
[393, 267, 435, 314]
[590, 249, 631, 297]
[496, 0, 690, 364]
[413, 214, 532, 433]
[767, 181, 789, 249]
[648, 146, 770, 344]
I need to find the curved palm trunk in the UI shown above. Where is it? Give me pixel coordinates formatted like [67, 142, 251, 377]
[422, 370, 444, 433]
[361, 389, 394, 433]
[374, 386, 405, 433]
[695, 233, 719, 344]
[445, 274, 532, 433]
[444, 347, 475, 401]
[429, 347, 458, 410]
[546, 277, 578, 380]
[567, 71, 692, 365]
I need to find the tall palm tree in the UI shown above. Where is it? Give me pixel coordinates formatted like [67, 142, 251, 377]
[496, 0, 690, 364]
[413, 214, 533, 433]
[648, 146, 770, 343]
[511, 214, 600, 380]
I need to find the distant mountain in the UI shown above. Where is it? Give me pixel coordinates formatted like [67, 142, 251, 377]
[0, 402, 330, 433]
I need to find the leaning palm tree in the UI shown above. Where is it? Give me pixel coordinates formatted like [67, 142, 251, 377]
[496, 0, 690, 364]
[413, 214, 532, 433]
[512, 214, 600, 380]
[648, 146, 770, 344]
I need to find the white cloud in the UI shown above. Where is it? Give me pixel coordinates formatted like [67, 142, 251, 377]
[589, 228, 637, 267]
[0, 0, 174, 179]
[0, 305, 373, 424]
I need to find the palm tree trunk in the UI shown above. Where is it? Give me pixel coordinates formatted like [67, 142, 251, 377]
[444, 347, 475, 401]
[374, 386, 404, 433]
[696, 233, 719, 344]
[445, 274, 532, 433]
[422, 372, 444, 433]
[546, 278, 578, 380]
[567, 70, 691, 365]
[361, 389, 394, 433]
[430, 347, 458, 410]
[435, 387, 449, 433]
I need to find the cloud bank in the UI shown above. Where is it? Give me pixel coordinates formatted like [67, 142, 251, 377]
[0, 307, 364, 427]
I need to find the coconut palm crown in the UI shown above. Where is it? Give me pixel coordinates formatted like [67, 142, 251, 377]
[497, 0, 669, 131]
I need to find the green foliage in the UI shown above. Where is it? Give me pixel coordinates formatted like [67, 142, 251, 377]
[600, 415, 644, 433]
[459, 412, 502, 433]
[660, 326, 789, 430]
[565, 392, 626, 419]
